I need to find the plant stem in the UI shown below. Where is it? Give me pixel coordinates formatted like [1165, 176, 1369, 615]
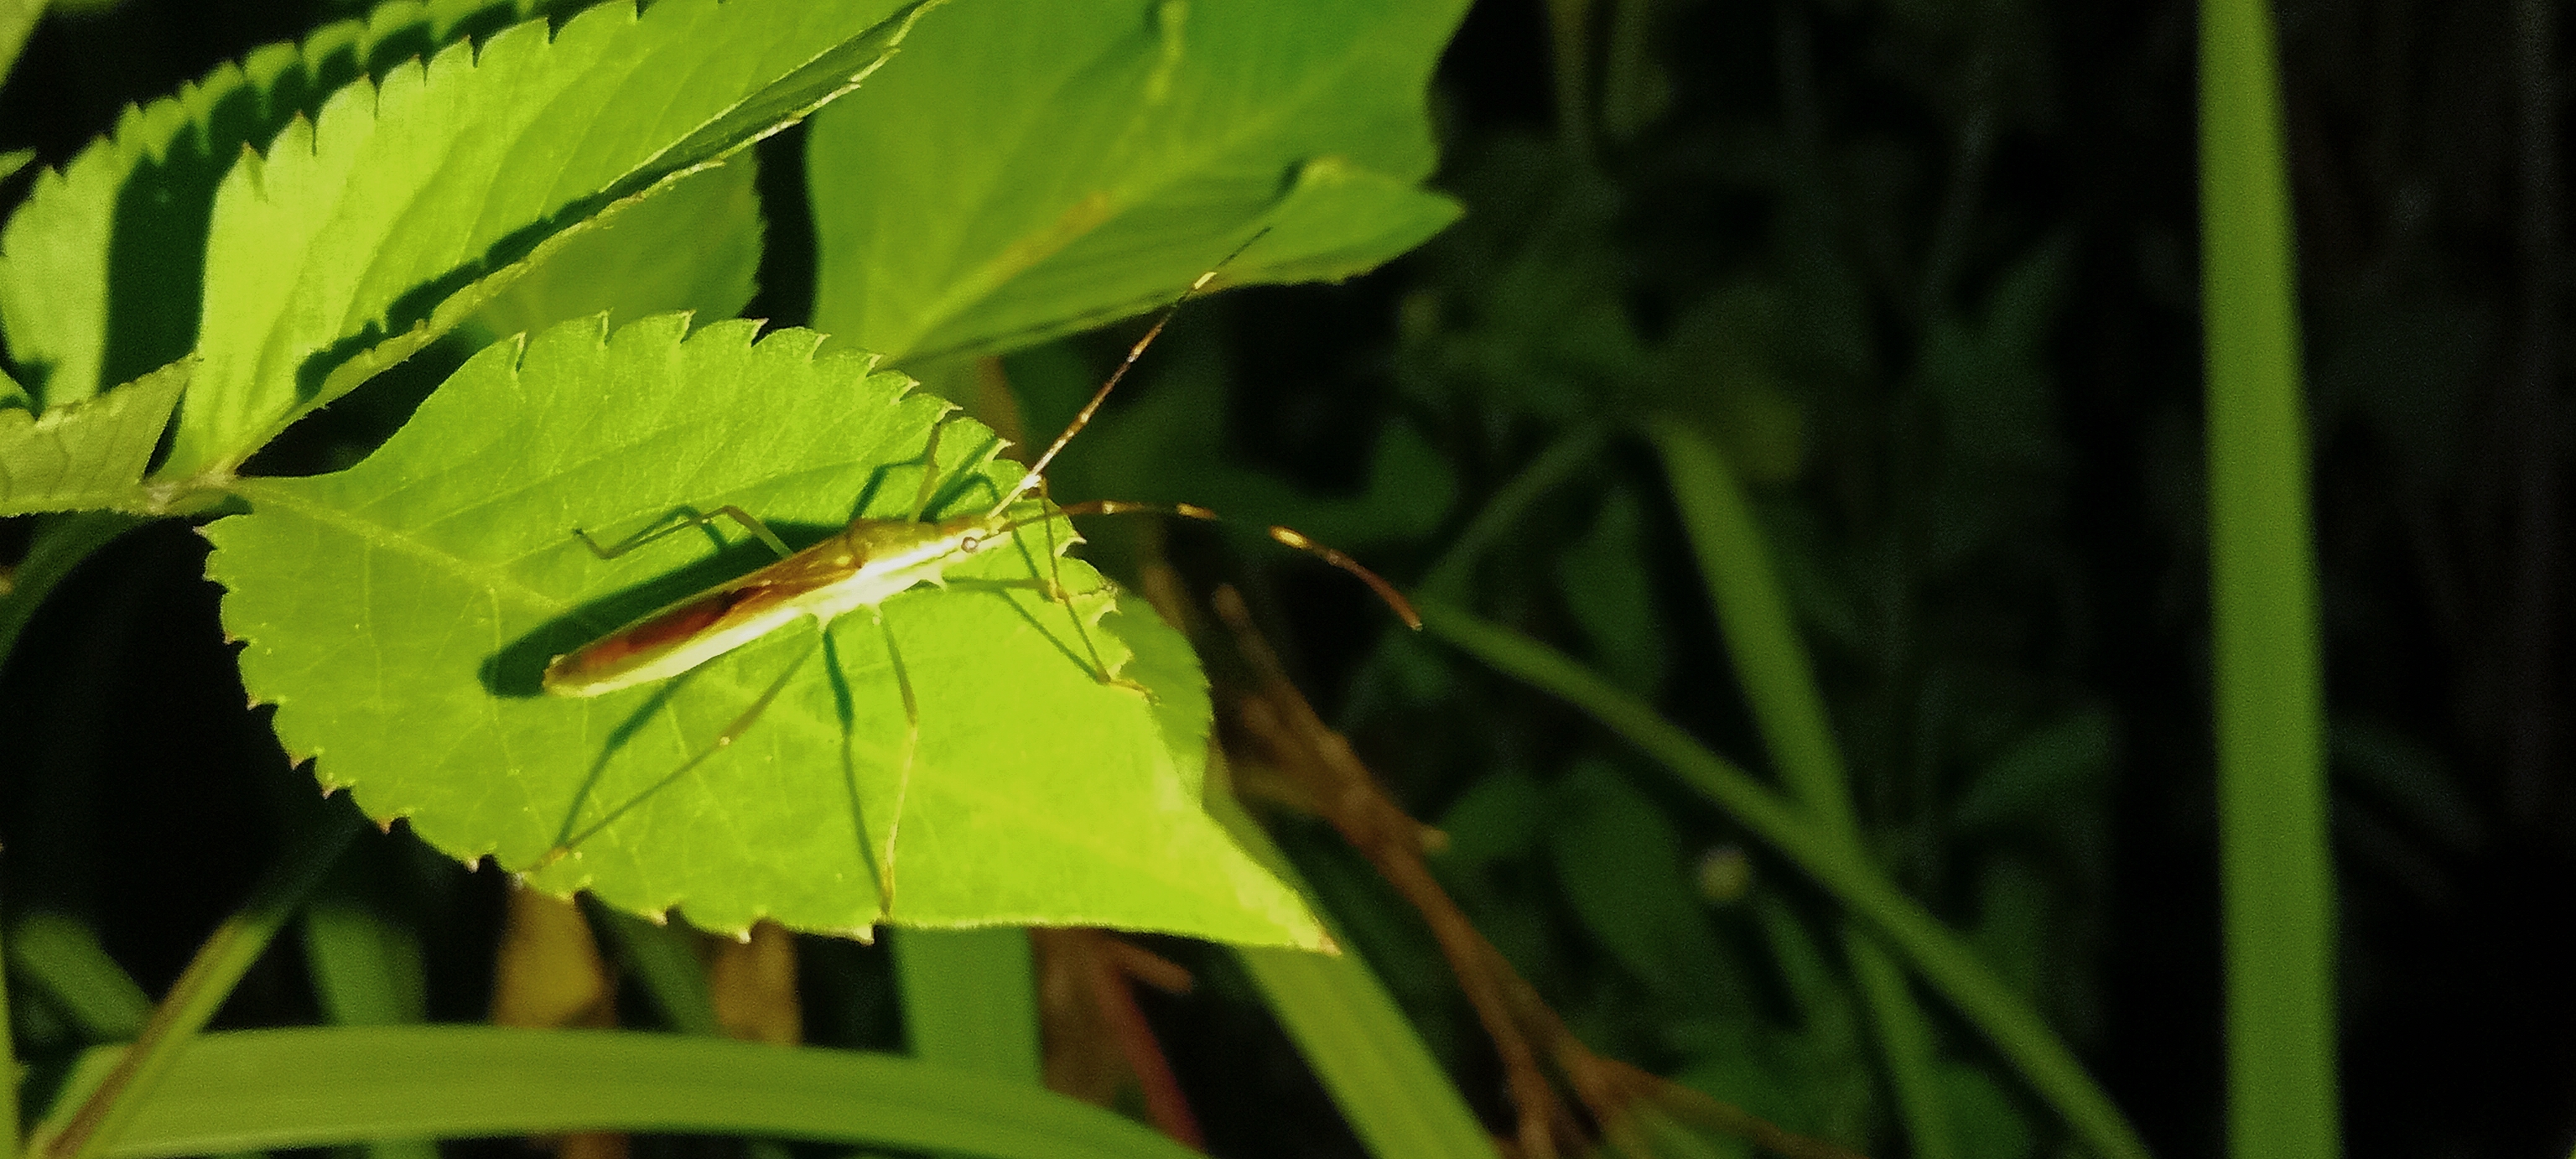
[42, 807, 360, 1159]
[2199, 0, 2339, 1155]
[1420, 600, 2152, 1159]
[0, 513, 145, 668]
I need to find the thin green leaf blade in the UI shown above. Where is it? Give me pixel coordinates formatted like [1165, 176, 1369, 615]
[171, 0, 937, 481]
[1208, 779, 1499, 1159]
[805, 0, 1467, 363]
[2200, 0, 2337, 1153]
[0, 359, 188, 515]
[205, 313, 1322, 947]
[1419, 600, 2153, 1159]
[33, 1026, 1197, 1159]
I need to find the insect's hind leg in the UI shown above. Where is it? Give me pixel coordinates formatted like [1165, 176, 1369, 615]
[542, 639, 816, 865]
[573, 504, 793, 562]
[865, 611, 920, 919]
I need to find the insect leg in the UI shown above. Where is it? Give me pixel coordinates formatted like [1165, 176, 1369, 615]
[870, 611, 920, 919]
[1023, 480, 1131, 688]
[909, 414, 948, 522]
[543, 639, 816, 864]
[573, 505, 793, 562]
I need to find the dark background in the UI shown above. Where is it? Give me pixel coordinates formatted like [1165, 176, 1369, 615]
[2, 0, 2569, 1156]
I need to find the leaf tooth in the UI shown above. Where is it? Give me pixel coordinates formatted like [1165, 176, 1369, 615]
[684, 314, 766, 356]
[746, 324, 825, 363]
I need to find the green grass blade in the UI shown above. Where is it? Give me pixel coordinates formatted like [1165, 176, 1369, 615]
[8, 913, 152, 1042]
[892, 928, 1041, 1084]
[1203, 768, 1496, 1159]
[590, 908, 720, 1037]
[1647, 419, 1850, 824]
[2199, 0, 2338, 1156]
[1237, 944, 1500, 1159]
[1420, 601, 2151, 1159]
[26, 1027, 1197, 1159]
[36, 809, 360, 1159]
[297, 857, 437, 1159]
[1650, 416, 1954, 1159]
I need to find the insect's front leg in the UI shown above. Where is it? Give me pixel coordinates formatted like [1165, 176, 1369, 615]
[572, 504, 793, 562]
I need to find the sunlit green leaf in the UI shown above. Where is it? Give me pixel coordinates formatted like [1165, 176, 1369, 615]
[0, 0, 548, 411]
[0, 358, 188, 515]
[168, 0, 936, 481]
[205, 313, 1322, 946]
[465, 155, 764, 347]
[806, 0, 1467, 363]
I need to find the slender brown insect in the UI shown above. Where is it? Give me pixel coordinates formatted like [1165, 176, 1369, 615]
[537, 232, 1419, 912]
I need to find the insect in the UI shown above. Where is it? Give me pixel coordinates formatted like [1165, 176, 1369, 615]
[533, 235, 1419, 919]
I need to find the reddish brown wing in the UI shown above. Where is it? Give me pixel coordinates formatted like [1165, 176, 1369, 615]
[548, 539, 865, 689]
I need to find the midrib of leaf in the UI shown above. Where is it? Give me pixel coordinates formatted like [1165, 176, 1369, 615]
[230, 477, 589, 625]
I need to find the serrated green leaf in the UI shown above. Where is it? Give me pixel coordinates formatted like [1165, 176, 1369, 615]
[465, 154, 764, 346]
[0, 0, 549, 411]
[205, 313, 1322, 948]
[806, 0, 1467, 363]
[0, 357, 188, 514]
[170, 0, 938, 482]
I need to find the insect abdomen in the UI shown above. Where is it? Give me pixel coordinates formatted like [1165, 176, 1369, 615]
[543, 585, 802, 697]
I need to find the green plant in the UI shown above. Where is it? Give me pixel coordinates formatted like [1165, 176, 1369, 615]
[0, 1, 1488, 1155]
[0, 0, 2368, 1156]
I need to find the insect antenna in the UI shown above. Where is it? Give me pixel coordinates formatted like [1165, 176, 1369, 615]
[988, 228, 1274, 519]
[989, 498, 1423, 630]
